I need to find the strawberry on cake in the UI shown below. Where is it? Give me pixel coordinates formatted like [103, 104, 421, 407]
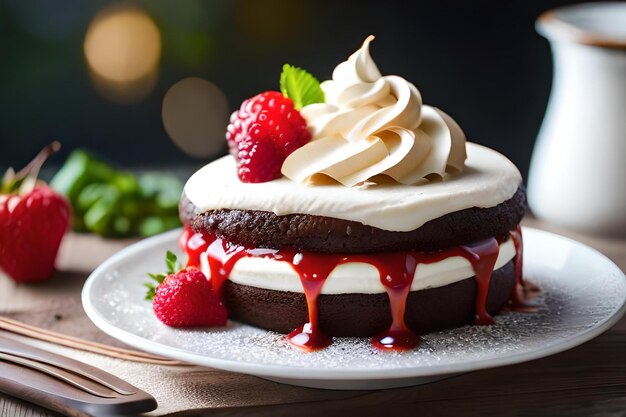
[175, 36, 530, 351]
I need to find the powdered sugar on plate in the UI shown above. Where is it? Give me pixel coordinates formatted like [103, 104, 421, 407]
[82, 228, 626, 388]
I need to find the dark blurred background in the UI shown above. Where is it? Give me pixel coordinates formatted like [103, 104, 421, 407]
[0, 0, 591, 177]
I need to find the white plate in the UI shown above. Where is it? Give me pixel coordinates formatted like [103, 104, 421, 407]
[82, 227, 626, 390]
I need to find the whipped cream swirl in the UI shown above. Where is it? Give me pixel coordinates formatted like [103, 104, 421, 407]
[281, 36, 467, 187]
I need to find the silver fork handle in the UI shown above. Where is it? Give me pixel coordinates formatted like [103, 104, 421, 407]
[0, 351, 117, 398]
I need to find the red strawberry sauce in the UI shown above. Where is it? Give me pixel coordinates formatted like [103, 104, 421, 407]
[181, 226, 532, 352]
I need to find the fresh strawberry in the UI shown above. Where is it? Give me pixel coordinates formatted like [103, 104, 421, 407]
[146, 251, 227, 327]
[0, 142, 70, 283]
[226, 91, 311, 183]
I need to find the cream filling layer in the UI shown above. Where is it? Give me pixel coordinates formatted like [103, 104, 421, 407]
[184, 142, 522, 232]
[199, 238, 516, 295]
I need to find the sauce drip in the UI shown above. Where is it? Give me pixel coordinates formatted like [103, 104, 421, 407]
[367, 253, 421, 350]
[181, 225, 527, 352]
[459, 239, 500, 325]
[183, 230, 210, 268]
[505, 225, 539, 312]
[508, 225, 525, 308]
[205, 238, 250, 298]
[285, 252, 338, 351]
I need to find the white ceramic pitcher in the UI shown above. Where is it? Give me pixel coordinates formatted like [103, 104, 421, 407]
[528, 2, 626, 236]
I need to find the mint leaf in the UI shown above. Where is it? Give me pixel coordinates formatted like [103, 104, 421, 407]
[280, 64, 324, 110]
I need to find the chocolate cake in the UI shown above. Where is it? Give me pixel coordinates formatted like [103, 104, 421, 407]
[180, 142, 527, 349]
[177, 36, 531, 351]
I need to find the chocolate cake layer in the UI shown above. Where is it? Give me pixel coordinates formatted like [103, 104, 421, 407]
[223, 261, 515, 337]
[181, 186, 526, 253]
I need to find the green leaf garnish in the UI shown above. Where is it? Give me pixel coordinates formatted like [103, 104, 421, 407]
[165, 251, 182, 274]
[145, 251, 182, 301]
[279, 64, 324, 110]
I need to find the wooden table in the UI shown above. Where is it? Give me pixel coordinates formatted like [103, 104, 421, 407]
[1, 218, 625, 417]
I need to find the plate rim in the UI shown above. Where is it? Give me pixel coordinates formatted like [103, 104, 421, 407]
[81, 226, 626, 381]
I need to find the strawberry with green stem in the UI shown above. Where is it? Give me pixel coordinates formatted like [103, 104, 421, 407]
[0, 142, 71, 282]
[146, 251, 227, 327]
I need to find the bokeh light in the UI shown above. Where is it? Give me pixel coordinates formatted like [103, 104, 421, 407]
[84, 4, 161, 103]
[162, 77, 229, 158]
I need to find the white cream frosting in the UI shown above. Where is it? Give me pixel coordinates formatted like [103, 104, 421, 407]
[199, 238, 516, 294]
[281, 36, 467, 187]
[184, 142, 522, 232]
